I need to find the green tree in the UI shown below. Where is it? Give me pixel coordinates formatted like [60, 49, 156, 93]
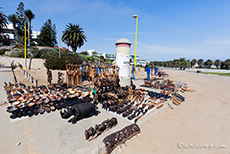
[158, 61, 163, 66]
[220, 61, 225, 69]
[198, 59, 203, 68]
[203, 61, 207, 68]
[92, 51, 97, 57]
[15, 2, 25, 38]
[163, 61, 168, 67]
[186, 60, 191, 68]
[99, 56, 105, 62]
[62, 23, 87, 52]
[214, 59, 221, 68]
[168, 60, 173, 67]
[191, 59, 197, 66]
[25, 9, 35, 49]
[8, 14, 23, 45]
[178, 58, 186, 70]
[173, 59, 179, 69]
[205, 59, 213, 68]
[38, 19, 57, 47]
[224, 59, 230, 69]
[149, 61, 154, 67]
[0, 6, 8, 33]
[80, 51, 88, 55]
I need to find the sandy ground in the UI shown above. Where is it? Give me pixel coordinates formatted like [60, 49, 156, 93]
[1, 66, 229, 154]
[119, 69, 230, 154]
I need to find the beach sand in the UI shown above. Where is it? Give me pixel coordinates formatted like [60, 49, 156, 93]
[119, 69, 230, 154]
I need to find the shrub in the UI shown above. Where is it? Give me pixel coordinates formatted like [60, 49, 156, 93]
[0, 49, 10, 55]
[75, 54, 88, 62]
[80, 51, 88, 55]
[30, 47, 40, 58]
[44, 53, 83, 70]
[88, 56, 99, 61]
[38, 48, 58, 59]
[10, 50, 24, 58]
[64, 54, 83, 64]
[44, 56, 66, 70]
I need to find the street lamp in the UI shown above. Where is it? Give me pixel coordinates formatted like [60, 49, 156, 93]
[23, 16, 27, 70]
[133, 15, 138, 67]
[99, 41, 102, 65]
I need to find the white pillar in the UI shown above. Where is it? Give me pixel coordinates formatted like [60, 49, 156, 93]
[115, 38, 131, 86]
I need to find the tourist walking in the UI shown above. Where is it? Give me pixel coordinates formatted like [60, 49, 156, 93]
[131, 64, 136, 80]
[145, 65, 151, 80]
[154, 66, 158, 75]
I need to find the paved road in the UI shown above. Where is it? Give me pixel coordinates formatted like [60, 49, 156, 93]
[0, 67, 172, 154]
[0, 67, 135, 154]
[0, 67, 13, 104]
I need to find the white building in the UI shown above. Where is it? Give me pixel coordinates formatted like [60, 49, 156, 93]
[105, 53, 116, 60]
[98, 53, 116, 60]
[86, 50, 96, 56]
[139, 58, 147, 66]
[0, 24, 40, 46]
[0, 24, 15, 45]
[130, 55, 147, 66]
[31, 31, 40, 39]
[85, 50, 116, 60]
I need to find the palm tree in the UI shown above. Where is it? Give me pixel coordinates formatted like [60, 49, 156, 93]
[205, 59, 213, 68]
[25, 9, 35, 49]
[8, 14, 23, 45]
[214, 59, 221, 69]
[224, 59, 230, 69]
[186, 60, 191, 68]
[62, 23, 87, 52]
[0, 6, 8, 33]
[178, 58, 186, 70]
[191, 59, 197, 67]
[173, 59, 179, 69]
[168, 60, 172, 68]
[198, 59, 203, 68]
[203, 61, 208, 68]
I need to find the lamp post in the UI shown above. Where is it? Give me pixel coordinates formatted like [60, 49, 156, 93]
[133, 15, 138, 67]
[23, 16, 27, 70]
[99, 41, 102, 65]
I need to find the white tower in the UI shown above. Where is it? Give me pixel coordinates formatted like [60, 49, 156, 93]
[115, 38, 131, 86]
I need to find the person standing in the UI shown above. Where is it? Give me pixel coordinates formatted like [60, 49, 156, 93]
[145, 65, 151, 80]
[47, 69, 52, 85]
[81, 62, 86, 82]
[154, 66, 158, 75]
[96, 65, 99, 76]
[131, 64, 136, 80]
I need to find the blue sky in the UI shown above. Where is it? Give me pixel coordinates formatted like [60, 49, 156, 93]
[1, 0, 230, 61]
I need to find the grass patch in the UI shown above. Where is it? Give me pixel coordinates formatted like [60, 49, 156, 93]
[203, 72, 230, 76]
